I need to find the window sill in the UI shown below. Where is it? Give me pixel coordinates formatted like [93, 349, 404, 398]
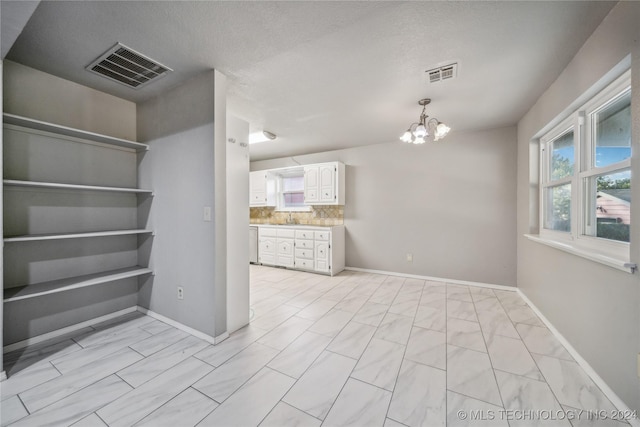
[524, 234, 636, 274]
[275, 207, 312, 213]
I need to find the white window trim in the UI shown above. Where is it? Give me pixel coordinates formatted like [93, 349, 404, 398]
[274, 175, 311, 212]
[524, 234, 634, 273]
[534, 69, 633, 273]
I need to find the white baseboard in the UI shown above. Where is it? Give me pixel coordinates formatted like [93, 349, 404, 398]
[344, 266, 517, 291]
[517, 289, 640, 427]
[136, 306, 224, 345]
[2, 306, 138, 354]
[2, 305, 226, 356]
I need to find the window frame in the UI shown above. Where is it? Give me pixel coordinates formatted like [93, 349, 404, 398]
[540, 117, 576, 242]
[538, 70, 631, 263]
[275, 172, 311, 212]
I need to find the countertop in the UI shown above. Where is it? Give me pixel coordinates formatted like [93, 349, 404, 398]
[249, 224, 341, 229]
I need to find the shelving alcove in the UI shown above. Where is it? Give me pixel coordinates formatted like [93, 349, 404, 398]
[2, 113, 154, 344]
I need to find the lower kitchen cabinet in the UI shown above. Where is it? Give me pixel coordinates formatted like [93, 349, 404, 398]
[256, 225, 344, 276]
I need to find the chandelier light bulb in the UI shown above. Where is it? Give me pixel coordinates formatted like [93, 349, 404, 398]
[400, 130, 413, 143]
[413, 136, 426, 144]
[434, 122, 451, 141]
[413, 124, 427, 138]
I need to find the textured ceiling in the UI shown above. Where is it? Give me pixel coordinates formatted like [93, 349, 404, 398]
[4, 1, 615, 160]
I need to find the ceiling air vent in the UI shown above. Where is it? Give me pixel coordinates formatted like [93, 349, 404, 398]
[426, 63, 458, 83]
[86, 43, 172, 89]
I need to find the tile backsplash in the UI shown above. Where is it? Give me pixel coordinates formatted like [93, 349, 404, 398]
[250, 206, 344, 226]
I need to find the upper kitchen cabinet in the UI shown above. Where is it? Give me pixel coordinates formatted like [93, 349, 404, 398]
[304, 162, 345, 205]
[249, 170, 276, 207]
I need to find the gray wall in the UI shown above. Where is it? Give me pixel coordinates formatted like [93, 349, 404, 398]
[3, 61, 136, 140]
[252, 126, 518, 286]
[1, 58, 4, 374]
[517, 2, 640, 411]
[2, 61, 140, 344]
[137, 70, 226, 339]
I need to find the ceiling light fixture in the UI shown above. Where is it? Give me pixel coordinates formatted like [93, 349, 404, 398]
[399, 98, 451, 144]
[249, 130, 277, 144]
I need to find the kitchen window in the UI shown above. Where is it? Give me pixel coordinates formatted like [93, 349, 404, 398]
[277, 171, 310, 211]
[538, 70, 631, 267]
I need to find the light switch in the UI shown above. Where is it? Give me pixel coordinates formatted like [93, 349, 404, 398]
[203, 206, 212, 222]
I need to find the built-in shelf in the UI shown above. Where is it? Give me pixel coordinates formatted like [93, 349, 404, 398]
[4, 229, 154, 243]
[3, 113, 149, 152]
[3, 267, 153, 302]
[3, 179, 153, 194]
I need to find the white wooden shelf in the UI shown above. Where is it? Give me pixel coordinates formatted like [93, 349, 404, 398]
[4, 267, 153, 302]
[4, 229, 154, 243]
[3, 113, 148, 152]
[3, 179, 153, 194]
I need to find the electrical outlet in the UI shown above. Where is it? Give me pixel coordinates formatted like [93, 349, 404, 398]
[177, 286, 184, 300]
[406, 253, 413, 262]
[203, 206, 212, 222]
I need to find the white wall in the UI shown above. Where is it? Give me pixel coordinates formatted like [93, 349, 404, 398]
[226, 115, 250, 333]
[137, 70, 227, 340]
[252, 126, 518, 286]
[517, 2, 640, 411]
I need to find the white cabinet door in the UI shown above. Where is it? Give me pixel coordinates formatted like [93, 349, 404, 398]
[259, 237, 276, 265]
[276, 238, 294, 267]
[250, 171, 266, 206]
[304, 166, 319, 203]
[318, 164, 335, 203]
[303, 162, 343, 205]
[315, 240, 330, 273]
[250, 171, 276, 206]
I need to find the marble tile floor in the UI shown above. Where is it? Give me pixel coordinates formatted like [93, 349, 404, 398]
[1, 265, 629, 426]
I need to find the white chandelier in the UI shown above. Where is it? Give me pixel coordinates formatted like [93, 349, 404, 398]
[399, 98, 451, 144]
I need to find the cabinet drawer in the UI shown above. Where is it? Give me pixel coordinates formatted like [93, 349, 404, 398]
[295, 239, 314, 249]
[295, 248, 314, 259]
[277, 228, 295, 238]
[259, 227, 277, 237]
[295, 230, 314, 240]
[295, 258, 314, 270]
[314, 230, 330, 241]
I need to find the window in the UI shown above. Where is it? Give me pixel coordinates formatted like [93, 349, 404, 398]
[276, 170, 310, 211]
[540, 70, 631, 262]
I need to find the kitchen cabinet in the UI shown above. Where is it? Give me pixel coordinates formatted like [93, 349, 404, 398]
[275, 228, 295, 268]
[303, 162, 345, 205]
[257, 225, 345, 275]
[250, 170, 276, 207]
[258, 227, 294, 267]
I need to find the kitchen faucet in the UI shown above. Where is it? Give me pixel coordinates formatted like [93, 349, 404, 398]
[286, 211, 296, 224]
